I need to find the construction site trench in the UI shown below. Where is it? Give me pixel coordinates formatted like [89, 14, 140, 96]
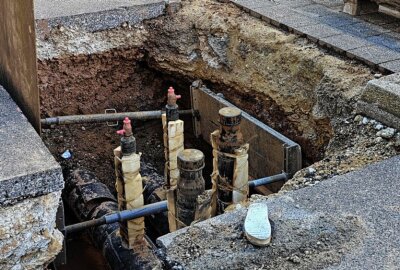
[35, 0, 400, 269]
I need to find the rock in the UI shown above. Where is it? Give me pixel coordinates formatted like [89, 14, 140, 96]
[362, 117, 369, 125]
[394, 133, 400, 147]
[354, 115, 363, 123]
[0, 192, 63, 269]
[376, 128, 396, 139]
[375, 137, 383, 143]
[288, 255, 301, 264]
[374, 123, 384, 130]
[305, 167, 317, 177]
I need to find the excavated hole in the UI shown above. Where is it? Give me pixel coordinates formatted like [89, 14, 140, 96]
[39, 56, 322, 194]
[39, 51, 323, 269]
[38, 40, 400, 270]
[36, 1, 400, 269]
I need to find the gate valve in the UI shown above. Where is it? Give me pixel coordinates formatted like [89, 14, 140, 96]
[116, 117, 133, 137]
[167, 87, 181, 106]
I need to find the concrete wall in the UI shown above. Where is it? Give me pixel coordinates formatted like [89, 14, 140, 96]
[0, 85, 64, 270]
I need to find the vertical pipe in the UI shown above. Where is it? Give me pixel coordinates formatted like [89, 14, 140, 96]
[115, 117, 144, 248]
[216, 107, 244, 213]
[176, 149, 206, 229]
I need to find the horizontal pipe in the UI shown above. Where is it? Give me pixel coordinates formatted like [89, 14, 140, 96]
[65, 201, 168, 235]
[64, 173, 288, 234]
[41, 109, 195, 126]
[248, 172, 288, 188]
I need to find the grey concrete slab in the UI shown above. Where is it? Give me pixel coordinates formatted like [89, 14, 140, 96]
[379, 59, 400, 73]
[357, 73, 400, 128]
[361, 73, 400, 117]
[337, 21, 390, 38]
[34, 0, 166, 31]
[357, 101, 400, 129]
[367, 32, 400, 52]
[313, 0, 343, 8]
[278, 0, 313, 8]
[278, 14, 319, 30]
[315, 13, 362, 27]
[319, 33, 371, 52]
[256, 5, 301, 26]
[295, 4, 339, 18]
[0, 86, 63, 206]
[233, 0, 277, 8]
[158, 155, 400, 269]
[347, 45, 400, 65]
[295, 24, 344, 42]
[34, 0, 163, 19]
[359, 13, 399, 26]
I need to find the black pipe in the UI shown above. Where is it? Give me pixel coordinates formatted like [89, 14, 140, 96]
[64, 173, 288, 234]
[41, 109, 195, 126]
[248, 172, 288, 188]
[65, 201, 168, 234]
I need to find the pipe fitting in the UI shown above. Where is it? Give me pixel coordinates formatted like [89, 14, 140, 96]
[166, 87, 181, 122]
[176, 149, 205, 228]
[167, 87, 181, 106]
[117, 117, 136, 155]
[217, 107, 244, 153]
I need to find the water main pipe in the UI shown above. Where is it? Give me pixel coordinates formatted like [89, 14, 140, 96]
[64, 172, 288, 235]
[40, 109, 195, 126]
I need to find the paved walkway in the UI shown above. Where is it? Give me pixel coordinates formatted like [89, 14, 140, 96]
[158, 155, 400, 269]
[34, 0, 166, 32]
[232, 0, 400, 73]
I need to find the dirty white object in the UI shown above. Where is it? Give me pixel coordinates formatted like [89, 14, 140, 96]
[244, 203, 271, 246]
[61, 150, 72, 159]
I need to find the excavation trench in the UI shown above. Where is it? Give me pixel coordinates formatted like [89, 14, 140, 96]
[37, 0, 400, 269]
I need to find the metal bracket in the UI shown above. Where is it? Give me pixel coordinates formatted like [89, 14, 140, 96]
[105, 108, 118, 127]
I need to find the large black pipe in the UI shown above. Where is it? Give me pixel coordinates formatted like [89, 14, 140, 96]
[64, 170, 162, 270]
[41, 109, 195, 126]
[65, 173, 288, 234]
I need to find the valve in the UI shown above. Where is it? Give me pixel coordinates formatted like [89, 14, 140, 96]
[117, 117, 136, 156]
[117, 117, 133, 137]
[165, 86, 181, 122]
[167, 87, 181, 106]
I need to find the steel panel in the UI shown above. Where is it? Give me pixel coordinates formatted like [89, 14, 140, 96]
[191, 82, 302, 178]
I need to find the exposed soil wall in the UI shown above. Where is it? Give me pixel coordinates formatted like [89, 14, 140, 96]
[144, 0, 373, 162]
[38, 48, 164, 117]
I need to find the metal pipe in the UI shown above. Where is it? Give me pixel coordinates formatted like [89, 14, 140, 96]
[248, 172, 288, 188]
[64, 173, 288, 234]
[41, 109, 195, 126]
[65, 201, 168, 234]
